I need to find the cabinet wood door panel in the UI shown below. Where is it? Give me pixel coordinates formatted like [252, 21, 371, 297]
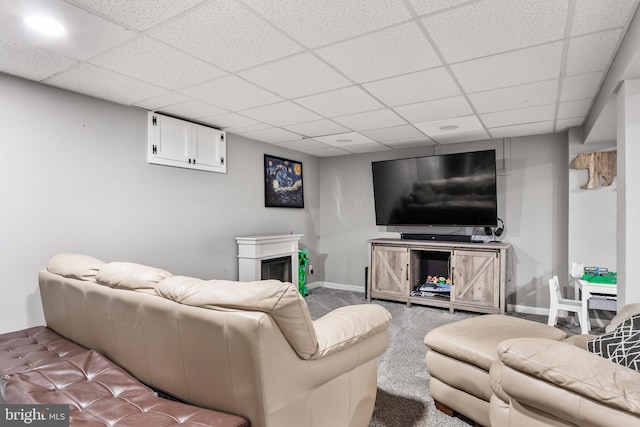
[452, 250, 499, 307]
[371, 245, 408, 296]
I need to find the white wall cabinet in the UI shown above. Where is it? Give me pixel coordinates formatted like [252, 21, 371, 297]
[148, 112, 226, 173]
[368, 238, 511, 314]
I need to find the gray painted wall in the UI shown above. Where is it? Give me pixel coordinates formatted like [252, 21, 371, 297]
[0, 73, 320, 334]
[0, 71, 587, 334]
[317, 133, 570, 314]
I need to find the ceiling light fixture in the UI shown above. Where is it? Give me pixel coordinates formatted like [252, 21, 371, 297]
[336, 138, 352, 143]
[23, 15, 66, 37]
[439, 125, 459, 131]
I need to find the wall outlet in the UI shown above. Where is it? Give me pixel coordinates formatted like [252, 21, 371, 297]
[309, 265, 314, 275]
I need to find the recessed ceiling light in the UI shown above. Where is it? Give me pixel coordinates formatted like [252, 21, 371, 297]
[23, 15, 66, 37]
[439, 125, 459, 131]
[336, 138, 352, 143]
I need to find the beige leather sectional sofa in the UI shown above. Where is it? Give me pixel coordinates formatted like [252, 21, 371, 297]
[36, 253, 392, 427]
[491, 305, 640, 427]
[425, 304, 640, 427]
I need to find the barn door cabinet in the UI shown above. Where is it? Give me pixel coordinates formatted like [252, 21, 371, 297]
[148, 112, 226, 173]
[368, 238, 511, 314]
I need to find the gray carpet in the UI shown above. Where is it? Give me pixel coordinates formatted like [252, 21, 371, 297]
[305, 287, 602, 427]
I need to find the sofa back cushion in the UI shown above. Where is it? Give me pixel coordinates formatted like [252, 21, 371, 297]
[156, 276, 318, 359]
[96, 262, 173, 292]
[47, 253, 105, 280]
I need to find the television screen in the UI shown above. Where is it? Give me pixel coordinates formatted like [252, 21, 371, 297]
[371, 150, 498, 227]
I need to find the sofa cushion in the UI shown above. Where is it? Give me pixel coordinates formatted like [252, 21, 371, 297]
[47, 253, 105, 280]
[156, 276, 318, 359]
[588, 313, 640, 371]
[96, 261, 173, 292]
[606, 303, 640, 333]
[424, 314, 567, 371]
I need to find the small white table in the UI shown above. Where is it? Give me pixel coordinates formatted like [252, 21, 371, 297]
[576, 280, 617, 334]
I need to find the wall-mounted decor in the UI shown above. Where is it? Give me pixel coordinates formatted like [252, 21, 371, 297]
[264, 154, 304, 208]
[570, 150, 617, 189]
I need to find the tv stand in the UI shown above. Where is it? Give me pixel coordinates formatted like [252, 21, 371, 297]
[367, 238, 511, 314]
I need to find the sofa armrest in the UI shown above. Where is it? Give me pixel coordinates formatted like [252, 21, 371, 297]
[498, 338, 640, 416]
[311, 304, 391, 359]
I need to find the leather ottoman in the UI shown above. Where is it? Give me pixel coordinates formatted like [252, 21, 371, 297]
[0, 326, 249, 427]
[424, 314, 567, 427]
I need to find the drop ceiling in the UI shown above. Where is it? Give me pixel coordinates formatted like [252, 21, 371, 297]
[1, 0, 637, 157]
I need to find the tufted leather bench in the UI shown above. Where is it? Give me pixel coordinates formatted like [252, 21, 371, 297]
[0, 327, 249, 427]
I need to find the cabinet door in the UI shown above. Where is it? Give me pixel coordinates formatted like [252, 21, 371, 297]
[371, 245, 409, 296]
[451, 250, 499, 307]
[151, 114, 190, 166]
[192, 126, 226, 173]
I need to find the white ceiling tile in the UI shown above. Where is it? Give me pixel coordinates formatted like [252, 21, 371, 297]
[571, 0, 638, 36]
[242, 0, 412, 48]
[158, 100, 227, 118]
[557, 99, 591, 119]
[332, 109, 407, 131]
[238, 53, 351, 98]
[133, 92, 192, 110]
[560, 71, 604, 101]
[0, 0, 136, 60]
[313, 131, 376, 147]
[452, 42, 563, 93]
[566, 29, 622, 76]
[274, 138, 333, 151]
[489, 121, 554, 138]
[91, 36, 225, 90]
[480, 104, 556, 128]
[414, 115, 484, 138]
[316, 22, 441, 83]
[361, 125, 425, 142]
[556, 117, 584, 131]
[180, 75, 282, 112]
[469, 80, 559, 114]
[243, 127, 302, 143]
[423, 0, 568, 62]
[242, 101, 322, 126]
[431, 129, 491, 144]
[149, 0, 302, 71]
[342, 143, 391, 154]
[198, 113, 258, 129]
[363, 67, 461, 106]
[227, 123, 271, 134]
[71, 0, 207, 31]
[46, 63, 166, 104]
[304, 147, 351, 157]
[283, 120, 350, 138]
[0, 38, 76, 80]
[296, 86, 383, 117]
[383, 137, 436, 148]
[409, 0, 476, 16]
[394, 96, 473, 123]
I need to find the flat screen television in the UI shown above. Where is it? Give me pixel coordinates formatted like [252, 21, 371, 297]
[371, 150, 498, 227]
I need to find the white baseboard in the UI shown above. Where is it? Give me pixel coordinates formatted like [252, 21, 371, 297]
[308, 281, 365, 293]
[507, 304, 549, 316]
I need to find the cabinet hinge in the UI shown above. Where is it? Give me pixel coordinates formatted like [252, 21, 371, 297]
[221, 156, 225, 165]
[220, 134, 225, 142]
[152, 145, 157, 154]
[152, 116, 157, 126]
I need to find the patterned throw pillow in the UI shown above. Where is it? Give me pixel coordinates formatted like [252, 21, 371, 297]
[588, 313, 640, 371]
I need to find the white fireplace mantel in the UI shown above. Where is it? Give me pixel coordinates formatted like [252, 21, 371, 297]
[236, 234, 303, 286]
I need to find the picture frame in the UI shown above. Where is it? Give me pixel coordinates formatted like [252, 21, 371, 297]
[264, 154, 304, 208]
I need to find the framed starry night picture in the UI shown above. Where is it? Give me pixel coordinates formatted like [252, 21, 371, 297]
[264, 154, 304, 208]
